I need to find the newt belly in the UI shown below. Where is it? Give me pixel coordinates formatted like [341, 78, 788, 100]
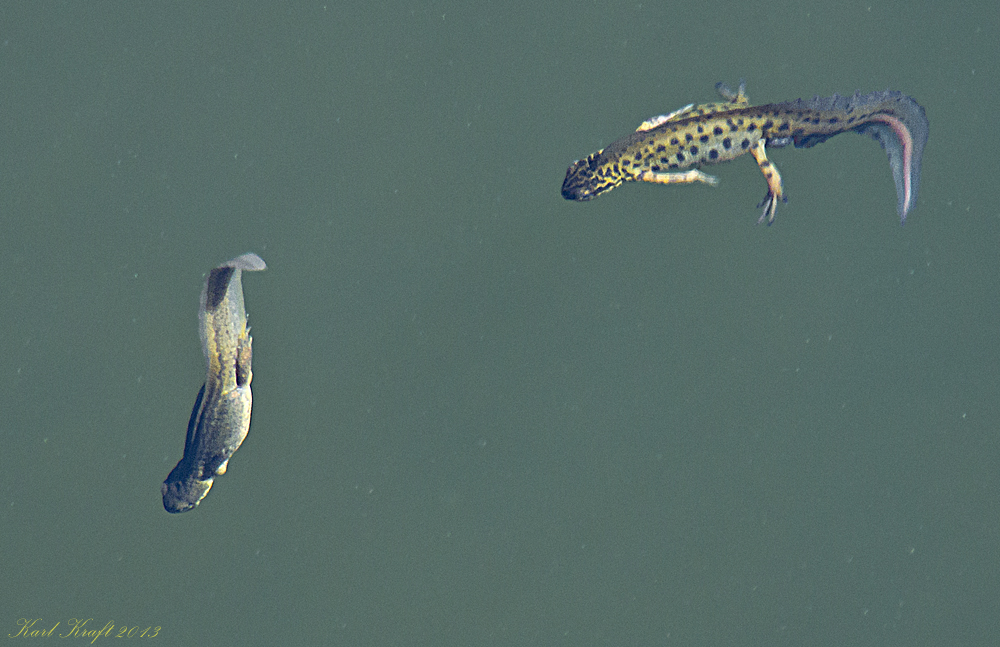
[561, 83, 929, 224]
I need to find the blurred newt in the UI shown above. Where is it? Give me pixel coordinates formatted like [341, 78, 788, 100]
[162, 252, 266, 513]
[561, 82, 928, 224]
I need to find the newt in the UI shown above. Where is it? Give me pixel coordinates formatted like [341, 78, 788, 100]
[561, 82, 928, 224]
[162, 252, 266, 513]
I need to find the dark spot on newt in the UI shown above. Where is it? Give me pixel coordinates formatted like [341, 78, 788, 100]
[722, 137, 731, 149]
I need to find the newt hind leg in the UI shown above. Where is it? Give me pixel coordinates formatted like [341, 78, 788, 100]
[749, 139, 787, 224]
[715, 80, 748, 105]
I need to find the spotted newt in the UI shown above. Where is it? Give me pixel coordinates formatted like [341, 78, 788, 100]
[561, 82, 929, 224]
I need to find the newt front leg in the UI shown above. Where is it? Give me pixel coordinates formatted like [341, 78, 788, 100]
[636, 169, 719, 188]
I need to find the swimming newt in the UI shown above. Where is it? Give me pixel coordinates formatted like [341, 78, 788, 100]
[162, 252, 266, 513]
[561, 83, 928, 224]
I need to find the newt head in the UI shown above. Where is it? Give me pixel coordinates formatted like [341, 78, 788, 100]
[162, 465, 213, 513]
[561, 151, 623, 201]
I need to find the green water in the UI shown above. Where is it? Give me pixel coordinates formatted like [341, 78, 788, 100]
[2, 2, 998, 645]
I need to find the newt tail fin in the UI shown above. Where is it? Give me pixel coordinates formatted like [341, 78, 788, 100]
[794, 91, 928, 223]
[851, 92, 927, 223]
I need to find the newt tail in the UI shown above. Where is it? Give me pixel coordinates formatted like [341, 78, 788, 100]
[561, 83, 929, 224]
